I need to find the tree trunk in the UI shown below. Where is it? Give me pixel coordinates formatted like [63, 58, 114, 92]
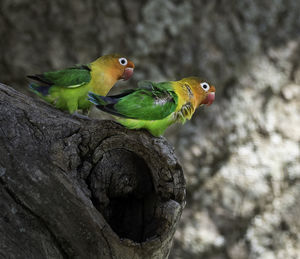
[0, 83, 185, 259]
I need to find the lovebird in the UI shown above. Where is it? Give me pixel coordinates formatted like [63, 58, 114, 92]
[28, 54, 135, 114]
[88, 77, 215, 136]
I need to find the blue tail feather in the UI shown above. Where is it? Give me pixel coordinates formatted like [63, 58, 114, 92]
[29, 83, 51, 96]
[88, 92, 118, 106]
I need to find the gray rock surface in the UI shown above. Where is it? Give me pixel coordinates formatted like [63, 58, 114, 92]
[0, 0, 299, 258]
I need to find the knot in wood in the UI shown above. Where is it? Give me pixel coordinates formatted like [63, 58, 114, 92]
[88, 134, 185, 243]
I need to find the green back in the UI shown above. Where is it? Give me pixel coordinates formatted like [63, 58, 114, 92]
[114, 81, 178, 120]
[43, 65, 91, 88]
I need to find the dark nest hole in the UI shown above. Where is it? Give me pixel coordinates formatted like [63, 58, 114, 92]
[88, 149, 167, 243]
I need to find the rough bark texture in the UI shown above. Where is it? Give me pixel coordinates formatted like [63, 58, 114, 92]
[0, 0, 300, 258]
[0, 83, 185, 259]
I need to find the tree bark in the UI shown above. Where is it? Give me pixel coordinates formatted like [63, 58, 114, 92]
[0, 83, 185, 259]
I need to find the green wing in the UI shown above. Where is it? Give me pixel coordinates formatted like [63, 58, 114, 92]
[90, 81, 178, 120]
[28, 65, 91, 89]
[137, 80, 174, 91]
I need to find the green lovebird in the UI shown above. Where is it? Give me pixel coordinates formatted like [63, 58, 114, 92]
[88, 77, 216, 136]
[28, 54, 135, 114]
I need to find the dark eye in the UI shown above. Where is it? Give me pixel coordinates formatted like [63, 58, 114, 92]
[119, 57, 128, 66]
[200, 82, 210, 91]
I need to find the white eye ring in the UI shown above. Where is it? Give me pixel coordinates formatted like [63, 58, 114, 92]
[119, 57, 128, 66]
[200, 82, 210, 91]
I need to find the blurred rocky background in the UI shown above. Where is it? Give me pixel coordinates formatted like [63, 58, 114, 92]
[0, 0, 299, 258]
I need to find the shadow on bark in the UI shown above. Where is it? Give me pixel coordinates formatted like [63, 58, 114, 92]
[0, 83, 186, 259]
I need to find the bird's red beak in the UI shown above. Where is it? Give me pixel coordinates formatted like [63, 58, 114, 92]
[202, 92, 215, 106]
[121, 67, 134, 80]
[121, 60, 135, 80]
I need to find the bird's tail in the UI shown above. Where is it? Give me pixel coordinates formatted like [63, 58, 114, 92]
[29, 83, 51, 96]
[88, 92, 117, 106]
[88, 92, 129, 118]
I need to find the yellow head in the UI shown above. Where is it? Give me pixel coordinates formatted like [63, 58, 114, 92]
[90, 54, 135, 95]
[180, 77, 216, 107]
[92, 53, 135, 80]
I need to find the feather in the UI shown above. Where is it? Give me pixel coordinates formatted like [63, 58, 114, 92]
[29, 83, 51, 96]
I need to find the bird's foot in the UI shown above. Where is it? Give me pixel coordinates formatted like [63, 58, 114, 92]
[72, 112, 90, 120]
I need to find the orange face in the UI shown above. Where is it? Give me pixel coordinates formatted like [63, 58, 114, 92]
[117, 57, 135, 80]
[103, 54, 135, 81]
[198, 81, 215, 106]
[181, 77, 216, 107]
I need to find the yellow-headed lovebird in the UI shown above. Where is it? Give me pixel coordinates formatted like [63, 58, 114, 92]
[88, 77, 215, 136]
[28, 54, 134, 114]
